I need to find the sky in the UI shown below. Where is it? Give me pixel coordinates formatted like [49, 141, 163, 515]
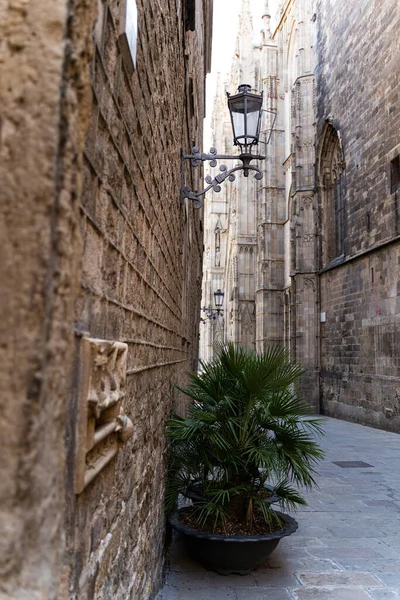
[204, 0, 279, 144]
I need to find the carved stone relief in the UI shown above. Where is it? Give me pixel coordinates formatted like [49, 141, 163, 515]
[205, 245, 211, 267]
[214, 216, 223, 268]
[301, 196, 313, 209]
[291, 90, 296, 119]
[268, 76, 277, 99]
[258, 226, 266, 256]
[304, 277, 316, 291]
[76, 337, 133, 494]
[239, 303, 256, 348]
[296, 82, 302, 111]
[232, 254, 238, 285]
[215, 249, 221, 267]
[312, 79, 316, 110]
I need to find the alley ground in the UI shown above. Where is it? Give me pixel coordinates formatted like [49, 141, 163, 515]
[157, 417, 400, 600]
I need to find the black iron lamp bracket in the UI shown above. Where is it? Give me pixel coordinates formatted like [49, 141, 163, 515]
[181, 146, 265, 208]
[200, 305, 224, 321]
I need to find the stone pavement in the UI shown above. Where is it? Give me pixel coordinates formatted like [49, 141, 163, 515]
[156, 417, 400, 600]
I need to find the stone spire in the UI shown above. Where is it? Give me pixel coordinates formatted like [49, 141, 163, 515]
[263, 0, 271, 17]
[211, 72, 228, 147]
[238, 0, 253, 39]
[233, 0, 254, 83]
[213, 71, 222, 104]
[240, 0, 252, 16]
[262, 0, 272, 39]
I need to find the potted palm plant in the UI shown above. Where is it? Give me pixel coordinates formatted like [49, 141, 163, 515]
[166, 343, 324, 575]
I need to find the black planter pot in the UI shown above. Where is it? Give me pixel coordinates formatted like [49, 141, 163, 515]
[169, 508, 298, 575]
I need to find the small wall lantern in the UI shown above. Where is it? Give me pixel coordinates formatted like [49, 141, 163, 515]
[201, 289, 225, 322]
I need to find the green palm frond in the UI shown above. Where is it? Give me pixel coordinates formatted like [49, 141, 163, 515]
[272, 480, 308, 511]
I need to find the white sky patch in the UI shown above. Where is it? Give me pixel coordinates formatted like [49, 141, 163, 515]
[204, 0, 279, 147]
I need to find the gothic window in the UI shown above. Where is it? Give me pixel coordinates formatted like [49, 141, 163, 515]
[319, 124, 345, 265]
[184, 0, 196, 32]
[391, 155, 400, 194]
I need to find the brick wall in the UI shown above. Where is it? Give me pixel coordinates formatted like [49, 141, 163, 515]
[68, 1, 210, 598]
[316, 0, 400, 431]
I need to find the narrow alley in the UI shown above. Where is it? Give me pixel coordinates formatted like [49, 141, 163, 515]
[1, 0, 400, 598]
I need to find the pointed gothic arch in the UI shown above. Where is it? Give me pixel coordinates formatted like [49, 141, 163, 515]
[318, 123, 345, 266]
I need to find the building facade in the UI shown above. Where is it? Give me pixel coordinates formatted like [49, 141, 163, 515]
[200, 0, 400, 431]
[0, 0, 212, 598]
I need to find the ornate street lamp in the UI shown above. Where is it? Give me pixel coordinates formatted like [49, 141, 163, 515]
[200, 289, 225, 322]
[181, 84, 276, 208]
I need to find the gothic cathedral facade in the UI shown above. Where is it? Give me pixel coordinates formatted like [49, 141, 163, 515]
[200, 0, 400, 431]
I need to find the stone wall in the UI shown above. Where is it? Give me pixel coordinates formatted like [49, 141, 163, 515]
[320, 247, 400, 431]
[316, 0, 400, 430]
[0, 0, 95, 596]
[0, 0, 211, 597]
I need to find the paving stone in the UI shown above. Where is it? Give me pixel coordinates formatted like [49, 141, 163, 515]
[157, 586, 237, 600]
[291, 587, 375, 599]
[253, 571, 300, 587]
[268, 546, 311, 559]
[308, 547, 383, 559]
[336, 559, 400, 573]
[379, 536, 400, 548]
[324, 527, 387, 539]
[264, 556, 341, 573]
[297, 572, 381, 586]
[234, 588, 293, 599]
[367, 590, 400, 600]
[290, 528, 334, 541]
[279, 537, 327, 548]
[166, 571, 257, 589]
[317, 538, 395, 550]
[376, 576, 400, 587]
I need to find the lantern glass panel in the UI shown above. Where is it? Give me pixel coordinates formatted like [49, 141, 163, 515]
[231, 109, 245, 141]
[214, 289, 224, 308]
[246, 98, 262, 141]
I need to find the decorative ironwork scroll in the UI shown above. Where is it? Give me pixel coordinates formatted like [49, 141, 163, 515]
[181, 146, 265, 209]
